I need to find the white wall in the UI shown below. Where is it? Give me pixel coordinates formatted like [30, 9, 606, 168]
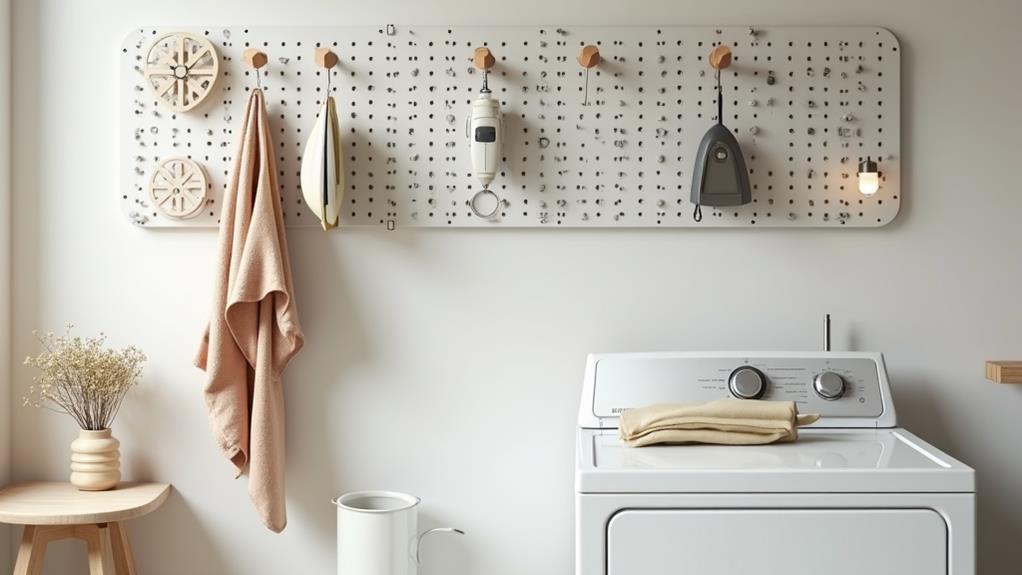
[0, 0, 9, 569]
[10, 0, 1022, 573]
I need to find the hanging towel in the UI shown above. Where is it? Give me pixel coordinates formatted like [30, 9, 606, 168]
[195, 88, 304, 533]
[619, 399, 820, 447]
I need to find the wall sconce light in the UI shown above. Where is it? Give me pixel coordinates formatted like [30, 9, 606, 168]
[858, 157, 881, 196]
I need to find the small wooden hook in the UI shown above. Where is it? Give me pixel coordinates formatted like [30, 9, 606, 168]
[473, 47, 495, 71]
[709, 45, 733, 70]
[578, 45, 601, 69]
[315, 48, 339, 69]
[243, 49, 268, 70]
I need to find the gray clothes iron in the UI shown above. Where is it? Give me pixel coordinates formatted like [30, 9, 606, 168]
[691, 45, 751, 221]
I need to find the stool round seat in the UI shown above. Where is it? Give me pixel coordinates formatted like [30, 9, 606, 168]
[0, 482, 169, 525]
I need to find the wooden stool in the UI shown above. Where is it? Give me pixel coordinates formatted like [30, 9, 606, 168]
[0, 482, 170, 575]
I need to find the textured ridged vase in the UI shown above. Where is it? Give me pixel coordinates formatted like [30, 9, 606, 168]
[70, 429, 121, 491]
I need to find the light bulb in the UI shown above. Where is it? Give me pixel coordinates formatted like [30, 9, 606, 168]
[857, 157, 881, 196]
[858, 172, 880, 196]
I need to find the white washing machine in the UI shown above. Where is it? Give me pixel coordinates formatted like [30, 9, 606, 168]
[575, 352, 975, 575]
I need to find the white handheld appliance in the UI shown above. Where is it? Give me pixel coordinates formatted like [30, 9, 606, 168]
[466, 47, 503, 218]
[333, 491, 463, 575]
[468, 92, 501, 190]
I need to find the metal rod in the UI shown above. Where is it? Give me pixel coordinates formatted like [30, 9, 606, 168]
[583, 68, 589, 106]
[716, 69, 723, 125]
[823, 314, 831, 352]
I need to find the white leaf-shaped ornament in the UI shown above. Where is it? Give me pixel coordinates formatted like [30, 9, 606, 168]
[300, 97, 344, 230]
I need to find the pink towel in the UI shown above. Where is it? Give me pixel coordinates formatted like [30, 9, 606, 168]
[195, 88, 304, 533]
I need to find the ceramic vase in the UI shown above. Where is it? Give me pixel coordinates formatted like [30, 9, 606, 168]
[70, 428, 120, 491]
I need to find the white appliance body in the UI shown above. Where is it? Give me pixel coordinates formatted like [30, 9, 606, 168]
[574, 352, 975, 575]
[467, 92, 502, 189]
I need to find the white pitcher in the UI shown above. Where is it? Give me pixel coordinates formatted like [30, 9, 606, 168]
[333, 491, 464, 575]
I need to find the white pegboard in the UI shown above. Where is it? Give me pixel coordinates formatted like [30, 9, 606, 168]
[120, 26, 900, 228]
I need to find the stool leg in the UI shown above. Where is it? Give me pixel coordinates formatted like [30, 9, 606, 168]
[13, 526, 46, 575]
[76, 524, 114, 575]
[109, 522, 137, 575]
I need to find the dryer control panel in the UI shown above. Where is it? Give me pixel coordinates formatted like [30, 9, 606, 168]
[579, 352, 895, 429]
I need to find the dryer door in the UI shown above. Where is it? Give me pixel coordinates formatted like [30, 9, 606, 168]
[607, 509, 946, 575]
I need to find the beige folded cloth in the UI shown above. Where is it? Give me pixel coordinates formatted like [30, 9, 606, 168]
[195, 88, 304, 533]
[619, 399, 820, 447]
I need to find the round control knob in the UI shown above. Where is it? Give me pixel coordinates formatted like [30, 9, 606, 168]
[728, 366, 767, 400]
[813, 371, 845, 400]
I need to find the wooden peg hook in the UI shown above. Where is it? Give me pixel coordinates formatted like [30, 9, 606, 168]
[578, 45, 601, 69]
[709, 45, 733, 70]
[315, 48, 338, 69]
[473, 47, 495, 71]
[243, 49, 268, 70]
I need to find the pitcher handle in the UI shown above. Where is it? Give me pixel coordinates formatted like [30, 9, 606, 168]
[415, 527, 465, 564]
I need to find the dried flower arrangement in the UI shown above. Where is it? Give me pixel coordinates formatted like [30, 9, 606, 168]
[24, 326, 147, 431]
